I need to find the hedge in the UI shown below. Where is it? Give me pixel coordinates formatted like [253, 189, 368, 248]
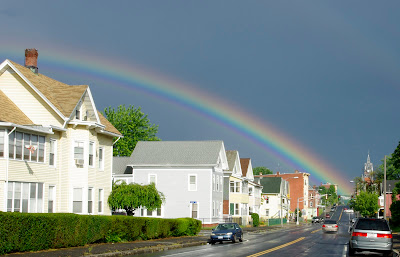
[0, 212, 202, 255]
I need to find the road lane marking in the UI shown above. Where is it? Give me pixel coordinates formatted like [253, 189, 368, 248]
[246, 237, 306, 257]
[338, 208, 343, 221]
[311, 228, 321, 234]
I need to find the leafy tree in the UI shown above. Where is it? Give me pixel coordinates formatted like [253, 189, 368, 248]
[103, 105, 161, 156]
[253, 167, 273, 175]
[349, 191, 379, 217]
[393, 141, 400, 170]
[108, 181, 165, 216]
[392, 181, 400, 202]
[390, 201, 400, 227]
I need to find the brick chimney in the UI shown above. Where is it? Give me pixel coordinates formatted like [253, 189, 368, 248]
[25, 49, 38, 74]
[276, 171, 280, 175]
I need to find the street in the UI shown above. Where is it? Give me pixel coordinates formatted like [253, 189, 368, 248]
[131, 206, 385, 257]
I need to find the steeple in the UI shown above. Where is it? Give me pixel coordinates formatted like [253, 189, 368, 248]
[363, 152, 374, 181]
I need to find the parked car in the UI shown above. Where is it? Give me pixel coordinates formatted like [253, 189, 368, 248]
[312, 217, 321, 223]
[322, 219, 338, 233]
[325, 213, 331, 219]
[344, 208, 354, 213]
[348, 218, 393, 256]
[209, 223, 243, 244]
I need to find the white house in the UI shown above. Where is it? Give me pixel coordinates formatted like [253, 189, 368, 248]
[0, 49, 122, 215]
[258, 177, 289, 221]
[113, 140, 228, 224]
[240, 158, 262, 219]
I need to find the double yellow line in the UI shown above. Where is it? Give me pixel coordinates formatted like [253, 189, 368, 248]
[246, 237, 306, 257]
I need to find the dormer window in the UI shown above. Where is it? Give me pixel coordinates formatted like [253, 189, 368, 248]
[75, 102, 82, 120]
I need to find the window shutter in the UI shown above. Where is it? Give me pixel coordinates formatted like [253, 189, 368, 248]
[230, 203, 234, 215]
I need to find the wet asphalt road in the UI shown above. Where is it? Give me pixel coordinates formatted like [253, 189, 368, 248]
[132, 206, 382, 257]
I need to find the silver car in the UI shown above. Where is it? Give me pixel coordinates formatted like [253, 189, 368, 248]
[348, 218, 393, 256]
[322, 219, 338, 233]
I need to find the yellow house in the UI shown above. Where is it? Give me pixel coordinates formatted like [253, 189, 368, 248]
[0, 49, 121, 215]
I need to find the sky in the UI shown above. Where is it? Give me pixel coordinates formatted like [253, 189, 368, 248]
[1, 1, 399, 195]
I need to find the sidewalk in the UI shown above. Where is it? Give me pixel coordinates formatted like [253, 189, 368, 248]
[3, 223, 297, 257]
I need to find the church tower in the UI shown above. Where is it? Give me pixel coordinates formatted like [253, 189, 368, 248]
[363, 152, 374, 181]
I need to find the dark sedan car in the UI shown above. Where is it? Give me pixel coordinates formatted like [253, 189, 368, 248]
[349, 218, 393, 256]
[209, 223, 243, 244]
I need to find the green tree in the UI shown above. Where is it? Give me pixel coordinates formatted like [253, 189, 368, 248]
[253, 167, 273, 175]
[103, 105, 160, 156]
[108, 181, 165, 216]
[393, 141, 400, 170]
[349, 191, 379, 217]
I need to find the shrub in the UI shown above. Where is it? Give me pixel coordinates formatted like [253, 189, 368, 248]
[0, 212, 200, 255]
[251, 213, 260, 227]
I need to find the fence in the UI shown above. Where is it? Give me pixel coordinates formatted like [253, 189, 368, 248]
[200, 217, 287, 227]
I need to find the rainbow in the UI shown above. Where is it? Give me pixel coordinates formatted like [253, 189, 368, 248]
[1, 44, 353, 195]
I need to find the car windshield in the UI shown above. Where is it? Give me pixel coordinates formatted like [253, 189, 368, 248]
[355, 219, 390, 231]
[324, 220, 337, 224]
[215, 224, 235, 230]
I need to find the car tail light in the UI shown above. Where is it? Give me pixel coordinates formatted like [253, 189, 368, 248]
[377, 233, 392, 238]
[322, 225, 326, 227]
[352, 232, 367, 237]
[335, 225, 338, 228]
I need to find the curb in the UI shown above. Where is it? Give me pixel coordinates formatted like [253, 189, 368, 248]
[84, 241, 208, 257]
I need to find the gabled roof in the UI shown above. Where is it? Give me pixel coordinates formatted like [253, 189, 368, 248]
[240, 158, 250, 177]
[1, 59, 121, 136]
[113, 157, 133, 175]
[259, 177, 282, 194]
[9, 60, 88, 117]
[0, 90, 33, 124]
[129, 141, 226, 167]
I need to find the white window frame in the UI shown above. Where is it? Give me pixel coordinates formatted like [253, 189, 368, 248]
[48, 185, 55, 213]
[190, 202, 199, 219]
[212, 174, 215, 191]
[188, 174, 197, 191]
[73, 188, 83, 214]
[234, 203, 240, 215]
[0, 129, 4, 158]
[7, 182, 44, 213]
[216, 175, 219, 192]
[88, 141, 94, 167]
[74, 141, 84, 167]
[88, 187, 93, 214]
[98, 147, 104, 171]
[148, 174, 157, 185]
[7, 131, 45, 163]
[49, 139, 57, 167]
[98, 189, 104, 214]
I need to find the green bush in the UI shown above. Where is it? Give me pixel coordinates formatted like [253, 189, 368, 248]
[251, 213, 260, 227]
[0, 212, 201, 255]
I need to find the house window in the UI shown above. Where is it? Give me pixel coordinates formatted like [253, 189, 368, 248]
[7, 182, 43, 213]
[149, 174, 156, 185]
[38, 136, 45, 162]
[266, 209, 270, 217]
[98, 189, 103, 213]
[213, 201, 215, 217]
[188, 175, 197, 191]
[73, 188, 83, 213]
[234, 203, 240, 215]
[212, 174, 215, 191]
[88, 188, 93, 214]
[249, 187, 253, 196]
[74, 141, 84, 167]
[191, 202, 198, 218]
[16, 132, 23, 160]
[310, 201, 313, 207]
[157, 207, 162, 216]
[147, 209, 152, 216]
[230, 181, 241, 193]
[9, 131, 15, 159]
[48, 185, 55, 213]
[141, 208, 144, 216]
[30, 135, 38, 162]
[0, 129, 4, 157]
[98, 147, 104, 170]
[75, 103, 81, 120]
[49, 139, 56, 166]
[89, 142, 94, 167]
[216, 175, 219, 192]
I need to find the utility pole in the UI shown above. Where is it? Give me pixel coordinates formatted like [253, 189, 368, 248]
[384, 155, 387, 220]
